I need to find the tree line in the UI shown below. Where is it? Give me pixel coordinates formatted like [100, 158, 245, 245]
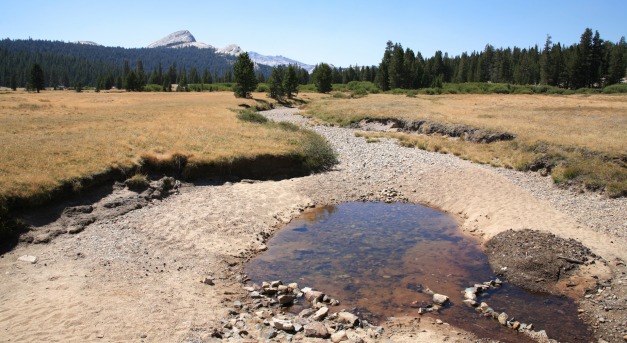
[0, 38, 272, 89]
[374, 28, 626, 91]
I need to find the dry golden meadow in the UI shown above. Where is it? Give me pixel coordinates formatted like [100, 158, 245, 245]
[1, 90, 626, 209]
[0, 91, 306, 204]
[304, 93, 627, 196]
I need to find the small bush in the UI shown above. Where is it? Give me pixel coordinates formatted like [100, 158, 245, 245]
[277, 122, 299, 131]
[350, 88, 368, 98]
[143, 84, 163, 92]
[125, 174, 149, 190]
[236, 109, 268, 123]
[603, 84, 627, 94]
[298, 131, 338, 173]
[256, 84, 270, 93]
[332, 92, 350, 99]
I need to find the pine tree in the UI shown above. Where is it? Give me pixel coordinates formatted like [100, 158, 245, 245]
[30, 63, 45, 93]
[284, 65, 299, 99]
[376, 41, 394, 91]
[268, 65, 285, 99]
[10, 74, 17, 91]
[572, 28, 593, 88]
[540, 35, 553, 85]
[388, 43, 405, 89]
[590, 30, 604, 86]
[202, 68, 213, 84]
[233, 52, 258, 98]
[608, 37, 626, 85]
[312, 63, 333, 93]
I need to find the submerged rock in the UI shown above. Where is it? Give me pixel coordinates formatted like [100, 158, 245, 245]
[432, 293, 449, 305]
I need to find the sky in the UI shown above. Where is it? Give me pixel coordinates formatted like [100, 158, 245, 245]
[1, 0, 626, 67]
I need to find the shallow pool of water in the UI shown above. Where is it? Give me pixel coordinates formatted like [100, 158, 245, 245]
[245, 202, 591, 342]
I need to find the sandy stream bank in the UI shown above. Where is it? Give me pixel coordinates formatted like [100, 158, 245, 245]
[1, 107, 625, 342]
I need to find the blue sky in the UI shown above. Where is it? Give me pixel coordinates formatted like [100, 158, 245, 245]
[1, 0, 625, 67]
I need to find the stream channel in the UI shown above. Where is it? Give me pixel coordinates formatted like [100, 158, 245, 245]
[245, 202, 591, 342]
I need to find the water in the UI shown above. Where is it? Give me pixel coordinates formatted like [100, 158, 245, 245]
[245, 202, 592, 343]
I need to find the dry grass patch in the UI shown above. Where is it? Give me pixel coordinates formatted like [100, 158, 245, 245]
[0, 91, 325, 207]
[307, 93, 627, 197]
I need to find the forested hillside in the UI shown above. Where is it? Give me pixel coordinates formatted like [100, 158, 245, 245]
[0, 39, 272, 88]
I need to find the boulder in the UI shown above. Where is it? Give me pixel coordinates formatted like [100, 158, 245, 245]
[277, 294, 296, 305]
[337, 312, 359, 326]
[432, 293, 449, 305]
[17, 255, 38, 264]
[304, 322, 329, 338]
[305, 290, 324, 302]
[331, 330, 348, 342]
[498, 312, 509, 326]
[312, 306, 329, 321]
[271, 318, 294, 332]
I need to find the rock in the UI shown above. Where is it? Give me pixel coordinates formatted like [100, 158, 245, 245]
[263, 328, 277, 339]
[293, 322, 303, 332]
[331, 330, 348, 342]
[337, 312, 359, 326]
[462, 299, 477, 307]
[17, 255, 38, 264]
[432, 293, 449, 305]
[272, 318, 295, 332]
[249, 291, 261, 298]
[233, 301, 242, 309]
[200, 277, 214, 285]
[304, 322, 329, 338]
[270, 280, 283, 288]
[278, 294, 296, 305]
[477, 302, 489, 312]
[301, 287, 312, 293]
[288, 282, 299, 289]
[435, 319, 443, 324]
[498, 312, 509, 326]
[66, 226, 85, 234]
[312, 306, 329, 321]
[463, 287, 477, 300]
[512, 321, 520, 330]
[304, 290, 324, 302]
[298, 308, 315, 318]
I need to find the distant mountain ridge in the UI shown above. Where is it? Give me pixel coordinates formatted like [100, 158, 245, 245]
[148, 30, 315, 72]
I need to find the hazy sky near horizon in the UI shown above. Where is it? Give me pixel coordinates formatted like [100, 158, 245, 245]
[1, 0, 625, 67]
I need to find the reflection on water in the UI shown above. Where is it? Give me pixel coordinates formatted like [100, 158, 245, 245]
[245, 202, 591, 343]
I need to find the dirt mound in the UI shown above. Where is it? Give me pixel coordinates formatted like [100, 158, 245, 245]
[485, 229, 597, 294]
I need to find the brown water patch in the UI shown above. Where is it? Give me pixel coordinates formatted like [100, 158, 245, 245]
[245, 202, 592, 343]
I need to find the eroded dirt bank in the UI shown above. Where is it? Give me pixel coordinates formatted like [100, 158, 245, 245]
[1, 107, 625, 342]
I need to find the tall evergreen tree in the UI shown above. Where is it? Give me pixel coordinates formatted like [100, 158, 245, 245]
[607, 37, 626, 84]
[388, 43, 405, 89]
[571, 28, 593, 88]
[268, 65, 285, 99]
[30, 63, 44, 92]
[590, 30, 604, 86]
[540, 35, 553, 85]
[233, 52, 258, 98]
[10, 74, 17, 91]
[312, 63, 333, 93]
[376, 41, 394, 91]
[283, 65, 299, 99]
